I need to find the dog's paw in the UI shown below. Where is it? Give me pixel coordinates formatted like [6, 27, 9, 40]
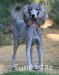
[32, 67, 38, 71]
[12, 67, 17, 71]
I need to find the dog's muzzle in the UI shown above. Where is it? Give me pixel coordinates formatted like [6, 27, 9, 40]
[31, 14, 36, 20]
[32, 14, 35, 18]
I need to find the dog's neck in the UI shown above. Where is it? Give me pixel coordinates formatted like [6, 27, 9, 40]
[28, 19, 39, 32]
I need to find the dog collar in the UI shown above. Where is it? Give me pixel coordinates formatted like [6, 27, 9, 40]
[32, 24, 38, 32]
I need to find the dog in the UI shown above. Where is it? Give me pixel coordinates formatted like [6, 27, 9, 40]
[6, 3, 48, 72]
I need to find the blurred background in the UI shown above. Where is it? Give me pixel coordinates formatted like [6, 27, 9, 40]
[0, 0, 59, 45]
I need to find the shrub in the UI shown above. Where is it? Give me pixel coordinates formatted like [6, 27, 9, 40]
[46, 0, 59, 27]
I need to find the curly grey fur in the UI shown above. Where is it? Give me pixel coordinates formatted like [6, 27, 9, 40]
[10, 3, 48, 71]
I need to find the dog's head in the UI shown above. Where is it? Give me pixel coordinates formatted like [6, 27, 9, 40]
[23, 3, 48, 25]
[28, 4, 39, 20]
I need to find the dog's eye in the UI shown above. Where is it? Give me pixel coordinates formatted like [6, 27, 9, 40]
[29, 8, 32, 10]
[36, 8, 39, 10]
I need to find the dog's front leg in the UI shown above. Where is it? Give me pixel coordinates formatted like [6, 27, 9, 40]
[26, 39, 32, 71]
[30, 47, 38, 70]
[37, 38, 43, 72]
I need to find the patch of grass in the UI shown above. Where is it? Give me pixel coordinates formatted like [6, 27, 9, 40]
[1, 72, 59, 75]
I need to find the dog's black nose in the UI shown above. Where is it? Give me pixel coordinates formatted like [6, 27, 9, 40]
[32, 14, 35, 18]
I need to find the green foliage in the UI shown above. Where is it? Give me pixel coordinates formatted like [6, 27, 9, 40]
[0, 32, 13, 45]
[51, 0, 59, 26]
[46, 0, 59, 26]
[0, 0, 59, 25]
[0, 0, 34, 24]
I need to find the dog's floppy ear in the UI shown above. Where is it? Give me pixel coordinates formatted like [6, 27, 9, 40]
[36, 3, 48, 25]
[41, 3, 48, 18]
[23, 5, 30, 24]
[38, 3, 48, 19]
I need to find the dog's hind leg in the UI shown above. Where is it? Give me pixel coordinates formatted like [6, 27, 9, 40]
[12, 29, 20, 70]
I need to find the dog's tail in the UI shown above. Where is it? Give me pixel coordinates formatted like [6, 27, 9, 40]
[10, 3, 23, 23]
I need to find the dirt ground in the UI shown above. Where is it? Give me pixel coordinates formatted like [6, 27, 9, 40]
[0, 28, 59, 74]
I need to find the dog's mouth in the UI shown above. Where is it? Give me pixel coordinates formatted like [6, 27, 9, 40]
[31, 14, 37, 20]
[31, 17, 36, 21]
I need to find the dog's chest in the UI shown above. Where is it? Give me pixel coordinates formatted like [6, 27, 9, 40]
[27, 26, 40, 40]
[32, 27, 38, 38]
